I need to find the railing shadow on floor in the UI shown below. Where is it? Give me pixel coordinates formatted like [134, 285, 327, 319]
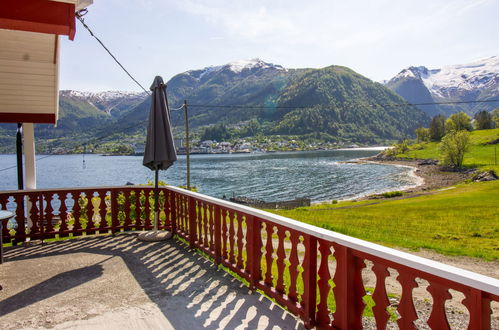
[1, 234, 304, 330]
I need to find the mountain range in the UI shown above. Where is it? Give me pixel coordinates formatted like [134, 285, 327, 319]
[385, 56, 499, 117]
[2, 57, 497, 153]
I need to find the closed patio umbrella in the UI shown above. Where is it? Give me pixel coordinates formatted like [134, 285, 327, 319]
[142, 76, 177, 236]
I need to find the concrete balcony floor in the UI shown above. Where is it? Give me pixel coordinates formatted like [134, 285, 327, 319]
[0, 234, 304, 330]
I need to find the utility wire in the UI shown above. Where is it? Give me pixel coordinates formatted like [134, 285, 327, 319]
[76, 9, 151, 95]
[184, 98, 499, 110]
[0, 155, 55, 173]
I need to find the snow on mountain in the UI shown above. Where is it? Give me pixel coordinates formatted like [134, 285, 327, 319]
[422, 56, 498, 97]
[188, 58, 286, 80]
[226, 58, 286, 73]
[61, 90, 147, 101]
[390, 56, 499, 98]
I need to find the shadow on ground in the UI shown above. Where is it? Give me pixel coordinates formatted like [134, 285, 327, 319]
[0, 234, 303, 329]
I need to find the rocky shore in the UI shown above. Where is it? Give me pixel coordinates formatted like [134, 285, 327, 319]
[364, 156, 474, 194]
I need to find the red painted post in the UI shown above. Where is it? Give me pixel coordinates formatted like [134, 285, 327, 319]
[332, 244, 366, 330]
[14, 194, 26, 244]
[170, 191, 177, 234]
[301, 234, 317, 329]
[465, 289, 491, 330]
[213, 205, 222, 264]
[246, 216, 262, 290]
[427, 283, 452, 329]
[110, 190, 119, 234]
[188, 196, 197, 248]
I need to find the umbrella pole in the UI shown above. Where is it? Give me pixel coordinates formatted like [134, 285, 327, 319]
[154, 168, 159, 231]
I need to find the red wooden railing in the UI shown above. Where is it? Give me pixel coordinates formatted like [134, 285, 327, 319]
[1, 186, 498, 329]
[0, 186, 174, 243]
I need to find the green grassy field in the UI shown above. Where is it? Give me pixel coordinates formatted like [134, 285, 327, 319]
[272, 181, 499, 260]
[269, 129, 499, 260]
[400, 128, 499, 173]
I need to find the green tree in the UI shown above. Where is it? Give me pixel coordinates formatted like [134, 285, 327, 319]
[429, 114, 446, 141]
[200, 123, 231, 141]
[445, 112, 472, 132]
[415, 127, 430, 143]
[474, 111, 493, 130]
[439, 130, 470, 168]
[491, 108, 499, 127]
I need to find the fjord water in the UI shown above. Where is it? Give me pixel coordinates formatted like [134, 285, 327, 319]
[0, 150, 417, 202]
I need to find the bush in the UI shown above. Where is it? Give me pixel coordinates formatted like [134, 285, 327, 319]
[439, 130, 471, 168]
[415, 127, 431, 143]
[383, 140, 410, 157]
[382, 191, 403, 198]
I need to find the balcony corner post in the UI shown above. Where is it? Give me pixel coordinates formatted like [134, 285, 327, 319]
[302, 235, 317, 329]
[188, 196, 197, 248]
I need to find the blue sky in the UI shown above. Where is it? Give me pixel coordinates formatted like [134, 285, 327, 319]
[59, 0, 499, 92]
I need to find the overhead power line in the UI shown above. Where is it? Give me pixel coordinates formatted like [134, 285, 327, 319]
[76, 9, 151, 95]
[185, 99, 499, 110]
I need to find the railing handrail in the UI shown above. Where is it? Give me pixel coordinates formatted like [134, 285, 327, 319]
[165, 185, 499, 296]
[0, 185, 153, 194]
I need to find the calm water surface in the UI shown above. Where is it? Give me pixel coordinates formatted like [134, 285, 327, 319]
[0, 150, 417, 202]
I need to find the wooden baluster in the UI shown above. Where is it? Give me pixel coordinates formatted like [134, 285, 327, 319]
[43, 193, 54, 236]
[209, 204, 215, 250]
[110, 190, 119, 234]
[236, 213, 244, 269]
[123, 191, 131, 230]
[301, 234, 317, 328]
[396, 271, 419, 329]
[0, 195, 11, 244]
[264, 222, 274, 287]
[188, 197, 197, 248]
[164, 190, 171, 231]
[427, 282, 452, 329]
[287, 231, 300, 303]
[275, 226, 286, 294]
[14, 194, 26, 243]
[170, 191, 176, 234]
[182, 195, 189, 234]
[203, 202, 209, 247]
[246, 216, 262, 289]
[59, 192, 69, 237]
[98, 191, 107, 232]
[85, 192, 95, 234]
[176, 194, 182, 232]
[134, 190, 141, 229]
[316, 239, 332, 327]
[72, 193, 82, 236]
[221, 209, 228, 260]
[332, 243, 366, 330]
[28, 193, 40, 238]
[144, 190, 151, 229]
[214, 205, 222, 264]
[228, 211, 236, 264]
[205, 203, 211, 248]
[463, 288, 491, 330]
[372, 263, 391, 329]
[197, 202, 203, 242]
